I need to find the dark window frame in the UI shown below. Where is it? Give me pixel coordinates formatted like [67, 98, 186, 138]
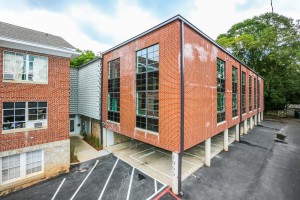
[254, 77, 257, 109]
[242, 72, 246, 114]
[249, 75, 252, 111]
[108, 58, 120, 123]
[217, 58, 226, 123]
[136, 44, 159, 132]
[232, 66, 238, 117]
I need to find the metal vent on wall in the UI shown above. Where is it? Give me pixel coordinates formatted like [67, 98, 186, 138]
[3, 73, 16, 80]
[34, 122, 43, 128]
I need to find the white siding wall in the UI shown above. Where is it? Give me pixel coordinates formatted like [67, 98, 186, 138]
[78, 60, 101, 120]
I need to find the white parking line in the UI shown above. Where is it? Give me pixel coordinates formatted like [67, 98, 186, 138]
[146, 185, 168, 200]
[130, 147, 155, 157]
[126, 167, 135, 200]
[70, 160, 99, 200]
[154, 179, 157, 192]
[139, 150, 156, 159]
[184, 152, 205, 160]
[51, 178, 66, 200]
[98, 158, 119, 200]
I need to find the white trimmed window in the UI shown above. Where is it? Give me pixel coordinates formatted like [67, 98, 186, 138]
[3, 51, 48, 83]
[2, 102, 47, 131]
[0, 150, 43, 183]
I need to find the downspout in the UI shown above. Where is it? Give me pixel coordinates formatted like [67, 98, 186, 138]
[100, 55, 104, 145]
[178, 19, 185, 195]
[239, 63, 242, 141]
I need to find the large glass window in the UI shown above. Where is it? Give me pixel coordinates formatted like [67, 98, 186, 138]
[1, 150, 43, 183]
[26, 150, 42, 175]
[249, 75, 252, 111]
[217, 58, 226, 123]
[2, 102, 47, 131]
[3, 51, 48, 83]
[108, 59, 120, 122]
[242, 72, 246, 114]
[136, 44, 159, 132]
[258, 80, 260, 108]
[254, 78, 257, 109]
[232, 67, 238, 117]
[1, 154, 20, 182]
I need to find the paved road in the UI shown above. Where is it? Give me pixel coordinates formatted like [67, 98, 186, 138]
[182, 118, 300, 200]
[2, 154, 165, 200]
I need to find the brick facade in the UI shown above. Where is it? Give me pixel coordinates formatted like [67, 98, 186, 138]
[0, 47, 70, 152]
[102, 19, 264, 153]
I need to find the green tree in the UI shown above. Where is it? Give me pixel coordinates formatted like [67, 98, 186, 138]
[217, 12, 300, 110]
[70, 49, 96, 68]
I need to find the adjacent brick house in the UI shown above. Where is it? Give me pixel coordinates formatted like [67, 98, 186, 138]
[101, 15, 264, 193]
[0, 21, 79, 194]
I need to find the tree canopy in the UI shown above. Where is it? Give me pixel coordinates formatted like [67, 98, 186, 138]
[70, 50, 96, 68]
[217, 12, 300, 110]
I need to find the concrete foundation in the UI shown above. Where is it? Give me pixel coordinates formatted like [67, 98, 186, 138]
[205, 138, 211, 167]
[0, 139, 70, 195]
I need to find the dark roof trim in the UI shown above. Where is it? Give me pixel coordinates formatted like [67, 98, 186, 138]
[102, 14, 263, 79]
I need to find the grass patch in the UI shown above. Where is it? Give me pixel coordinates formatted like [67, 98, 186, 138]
[83, 134, 102, 151]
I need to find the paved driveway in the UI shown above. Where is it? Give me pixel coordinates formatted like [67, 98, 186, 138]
[181, 118, 300, 200]
[2, 155, 166, 200]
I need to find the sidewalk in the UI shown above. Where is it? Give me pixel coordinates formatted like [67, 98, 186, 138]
[70, 135, 109, 163]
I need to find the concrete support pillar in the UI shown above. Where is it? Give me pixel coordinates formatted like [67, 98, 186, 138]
[261, 111, 264, 121]
[244, 120, 248, 134]
[172, 152, 180, 195]
[224, 129, 228, 151]
[102, 128, 107, 148]
[240, 123, 244, 135]
[258, 112, 261, 123]
[250, 117, 254, 129]
[235, 124, 240, 142]
[254, 114, 257, 126]
[205, 138, 211, 167]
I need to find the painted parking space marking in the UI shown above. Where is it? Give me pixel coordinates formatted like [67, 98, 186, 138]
[154, 179, 157, 192]
[126, 167, 135, 200]
[51, 178, 66, 200]
[139, 150, 156, 159]
[70, 160, 99, 200]
[146, 185, 168, 200]
[98, 158, 119, 200]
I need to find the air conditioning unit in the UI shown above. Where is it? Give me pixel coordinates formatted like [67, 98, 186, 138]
[34, 122, 43, 128]
[3, 73, 16, 80]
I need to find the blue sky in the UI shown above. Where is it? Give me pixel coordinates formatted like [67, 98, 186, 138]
[0, 0, 299, 53]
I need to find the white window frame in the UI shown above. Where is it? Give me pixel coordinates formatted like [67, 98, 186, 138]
[0, 150, 44, 184]
[2, 102, 48, 133]
[3, 50, 48, 84]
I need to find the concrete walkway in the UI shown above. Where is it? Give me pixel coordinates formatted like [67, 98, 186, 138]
[70, 135, 109, 163]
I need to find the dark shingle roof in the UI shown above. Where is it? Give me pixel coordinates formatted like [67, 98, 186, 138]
[0, 21, 76, 50]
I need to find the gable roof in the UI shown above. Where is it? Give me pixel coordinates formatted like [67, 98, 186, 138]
[0, 21, 75, 49]
[0, 21, 80, 58]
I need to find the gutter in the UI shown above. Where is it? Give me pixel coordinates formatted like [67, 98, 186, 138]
[100, 54, 104, 145]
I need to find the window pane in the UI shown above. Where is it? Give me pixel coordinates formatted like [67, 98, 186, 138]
[3, 102, 14, 109]
[29, 102, 37, 108]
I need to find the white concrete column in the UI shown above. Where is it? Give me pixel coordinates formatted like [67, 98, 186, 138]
[235, 124, 240, 142]
[250, 117, 254, 129]
[261, 111, 264, 121]
[205, 138, 211, 167]
[172, 152, 180, 195]
[102, 128, 107, 148]
[244, 120, 248, 134]
[240, 123, 244, 135]
[224, 129, 228, 151]
[258, 113, 261, 123]
[254, 114, 257, 126]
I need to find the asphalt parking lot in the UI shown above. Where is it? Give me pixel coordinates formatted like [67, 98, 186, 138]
[181, 118, 300, 200]
[1, 154, 166, 200]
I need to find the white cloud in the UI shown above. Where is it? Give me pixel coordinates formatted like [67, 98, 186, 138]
[0, 0, 298, 54]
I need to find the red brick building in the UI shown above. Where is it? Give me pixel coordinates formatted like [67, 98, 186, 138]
[101, 15, 264, 193]
[0, 21, 79, 194]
